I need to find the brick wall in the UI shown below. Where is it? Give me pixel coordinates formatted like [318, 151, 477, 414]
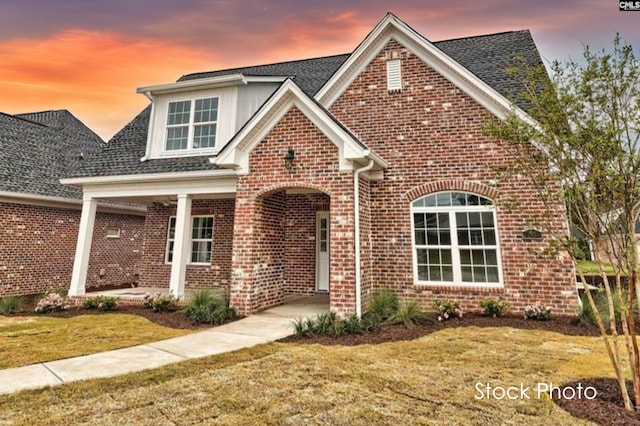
[284, 193, 330, 295]
[86, 212, 144, 289]
[0, 201, 144, 297]
[138, 199, 234, 290]
[230, 107, 355, 316]
[329, 39, 578, 315]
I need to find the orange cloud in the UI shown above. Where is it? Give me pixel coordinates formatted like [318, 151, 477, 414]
[0, 30, 214, 140]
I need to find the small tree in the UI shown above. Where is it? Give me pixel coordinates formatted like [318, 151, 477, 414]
[485, 36, 640, 410]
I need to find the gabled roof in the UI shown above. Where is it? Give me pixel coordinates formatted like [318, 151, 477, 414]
[71, 15, 544, 179]
[215, 79, 387, 174]
[0, 110, 105, 199]
[316, 13, 540, 117]
[16, 110, 104, 150]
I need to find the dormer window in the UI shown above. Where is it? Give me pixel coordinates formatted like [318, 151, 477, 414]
[165, 97, 219, 151]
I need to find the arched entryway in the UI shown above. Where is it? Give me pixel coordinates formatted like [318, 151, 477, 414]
[230, 186, 331, 314]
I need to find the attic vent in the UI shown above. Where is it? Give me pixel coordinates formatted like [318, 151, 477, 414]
[387, 59, 402, 92]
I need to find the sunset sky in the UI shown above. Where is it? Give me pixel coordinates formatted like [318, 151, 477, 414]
[1, 1, 638, 141]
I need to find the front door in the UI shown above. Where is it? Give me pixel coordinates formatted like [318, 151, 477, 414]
[316, 211, 329, 291]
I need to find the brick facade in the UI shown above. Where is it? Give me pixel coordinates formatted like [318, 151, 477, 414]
[138, 199, 235, 290]
[66, 29, 580, 318]
[0, 201, 144, 297]
[284, 193, 330, 295]
[327, 39, 578, 315]
[230, 107, 356, 316]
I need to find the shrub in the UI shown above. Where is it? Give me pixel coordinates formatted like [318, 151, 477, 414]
[390, 302, 427, 328]
[82, 295, 118, 311]
[433, 299, 463, 321]
[480, 298, 510, 318]
[314, 311, 339, 335]
[142, 293, 180, 312]
[524, 302, 551, 321]
[184, 290, 236, 325]
[0, 296, 23, 315]
[367, 288, 400, 323]
[35, 292, 68, 313]
[292, 318, 308, 337]
[292, 312, 370, 337]
[578, 290, 638, 329]
[342, 314, 365, 334]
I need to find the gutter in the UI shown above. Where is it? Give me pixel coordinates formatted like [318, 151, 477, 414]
[353, 159, 375, 318]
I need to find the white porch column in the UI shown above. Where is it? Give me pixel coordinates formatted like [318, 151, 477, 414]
[69, 196, 98, 296]
[169, 194, 192, 298]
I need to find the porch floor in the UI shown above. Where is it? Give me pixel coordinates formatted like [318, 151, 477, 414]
[85, 287, 329, 316]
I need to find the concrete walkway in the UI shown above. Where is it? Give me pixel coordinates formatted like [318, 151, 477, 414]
[0, 294, 328, 395]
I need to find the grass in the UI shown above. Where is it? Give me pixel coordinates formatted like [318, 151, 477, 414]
[0, 314, 192, 369]
[0, 326, 612, 425]
[576, 260, 618, 275]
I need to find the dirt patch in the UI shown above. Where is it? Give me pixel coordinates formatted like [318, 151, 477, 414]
[553, 378, 640, 426]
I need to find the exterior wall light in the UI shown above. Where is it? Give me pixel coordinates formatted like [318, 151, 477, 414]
[284, 149, 295, 170]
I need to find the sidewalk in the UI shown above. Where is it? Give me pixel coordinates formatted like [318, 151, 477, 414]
[0, 295, 327, 395]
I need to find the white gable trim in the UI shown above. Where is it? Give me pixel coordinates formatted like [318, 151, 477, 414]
[315, 13, 537, 127]
[213, 79, 387, 174]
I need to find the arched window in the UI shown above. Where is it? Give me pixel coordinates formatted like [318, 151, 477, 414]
[411, 191, 502, 285]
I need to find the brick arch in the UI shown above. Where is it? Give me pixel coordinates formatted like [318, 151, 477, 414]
[255, 182, 332, 199]
[404, 180, 500, 202]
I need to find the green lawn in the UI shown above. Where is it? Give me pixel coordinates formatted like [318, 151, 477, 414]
[576, 260, 618, 276]
[0, 326, 611, 425]
[0, 314, 192, 368]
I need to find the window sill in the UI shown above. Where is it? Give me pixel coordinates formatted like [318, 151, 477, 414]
[413, 282, 505, 292]
[157, 149, 218, 159]
[165, 262, 212, 266]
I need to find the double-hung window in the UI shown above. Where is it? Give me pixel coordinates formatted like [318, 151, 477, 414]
[166, 216, 214, 265]
[165, 97, 218, 152]
[411, 192, 502, 285]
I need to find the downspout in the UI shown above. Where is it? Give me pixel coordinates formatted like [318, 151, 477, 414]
[354, 159, 375, 318]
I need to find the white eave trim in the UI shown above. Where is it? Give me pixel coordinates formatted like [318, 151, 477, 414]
[136, 74, 289, 96]
[0, 191, 146, 215]
[60, 169, 237, 186]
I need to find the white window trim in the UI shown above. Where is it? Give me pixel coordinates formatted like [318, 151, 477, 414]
[165, 215, 214, 266]
[106, 227, 120, 239]
[410, 193, 504, 288]
[164, 96, 219, 154]
[146, 86, 238, 160]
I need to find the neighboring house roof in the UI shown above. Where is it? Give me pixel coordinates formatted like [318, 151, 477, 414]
[0, 110, 105, 199]
[70, 25, 543, 179]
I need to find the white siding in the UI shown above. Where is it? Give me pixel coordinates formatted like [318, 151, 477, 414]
[235, 83, 281, 130]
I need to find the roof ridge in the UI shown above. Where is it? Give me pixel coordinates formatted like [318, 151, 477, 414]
[434, 29, 530, 44]
[0, 111, 50, 128]
[180, 53, 351, 80]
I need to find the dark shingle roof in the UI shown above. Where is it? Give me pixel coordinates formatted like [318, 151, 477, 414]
[179, 54, 351, 98]
[434, 30, 542, 110]
[74, 29, 543, 178]
[0, 110, 105, 199]
[71, 106, 215, 177]
[16, 110, 104, 151]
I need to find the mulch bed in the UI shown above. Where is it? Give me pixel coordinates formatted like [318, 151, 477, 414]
[48, 305, 211, 330]
[281, 314, 640, 425]
[279, 313, 600, 346]
[13, 298, 208, 330]
[554, 378, 640, 426]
